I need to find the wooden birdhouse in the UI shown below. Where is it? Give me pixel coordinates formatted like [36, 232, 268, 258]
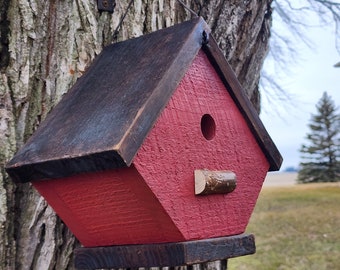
[6, 18, 282, 249]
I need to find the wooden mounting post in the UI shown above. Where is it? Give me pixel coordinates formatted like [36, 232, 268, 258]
[74, 234, 255, 269]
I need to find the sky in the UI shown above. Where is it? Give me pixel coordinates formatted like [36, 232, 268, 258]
[259, 10, 340, 171]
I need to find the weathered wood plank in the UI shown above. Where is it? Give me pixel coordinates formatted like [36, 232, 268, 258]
[6, 18, 209, 183]
[6, 17, 282, 184]
[74, 234, 255, 269]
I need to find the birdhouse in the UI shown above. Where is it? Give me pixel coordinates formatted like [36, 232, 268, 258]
[6, 17, 282, 248]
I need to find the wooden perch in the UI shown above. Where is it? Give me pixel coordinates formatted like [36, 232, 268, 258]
[195, 169, 237, 195]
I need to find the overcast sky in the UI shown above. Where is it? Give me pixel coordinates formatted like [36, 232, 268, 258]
[259, 13, 339, 171]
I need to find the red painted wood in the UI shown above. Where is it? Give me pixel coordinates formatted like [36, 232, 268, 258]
[134, 50, 270, 240]
[32, 49, 269, 247]
[33, 167, 184, 247]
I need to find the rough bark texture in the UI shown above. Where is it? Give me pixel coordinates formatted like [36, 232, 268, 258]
[0, 0, 272, 269]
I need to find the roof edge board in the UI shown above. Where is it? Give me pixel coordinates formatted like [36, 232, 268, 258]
[6, 149, 126, 183]
[202, 36, 283, 171]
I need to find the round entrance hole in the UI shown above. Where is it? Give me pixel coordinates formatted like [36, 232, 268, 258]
[200, 114, 216, 140]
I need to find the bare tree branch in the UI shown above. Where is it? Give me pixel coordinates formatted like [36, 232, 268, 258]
[261, 0, 340, 113]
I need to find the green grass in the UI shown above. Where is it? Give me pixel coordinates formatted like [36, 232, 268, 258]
[228, 183, 340, 270]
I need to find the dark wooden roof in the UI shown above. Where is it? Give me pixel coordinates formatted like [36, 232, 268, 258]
[6, 17, 282, 183]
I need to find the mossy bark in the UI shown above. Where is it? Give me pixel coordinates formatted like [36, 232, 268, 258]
[0, 0, 272, 269]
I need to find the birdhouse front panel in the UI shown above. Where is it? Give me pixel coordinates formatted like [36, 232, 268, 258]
[133, 50, 270, 240]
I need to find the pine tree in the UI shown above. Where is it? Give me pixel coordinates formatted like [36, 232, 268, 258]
[298, 92, 340, 183]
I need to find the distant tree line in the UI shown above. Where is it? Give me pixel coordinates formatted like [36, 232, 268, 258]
[298, 92, 340, 183]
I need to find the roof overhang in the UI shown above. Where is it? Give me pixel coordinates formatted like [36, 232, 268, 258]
[6, 17, 282, 183]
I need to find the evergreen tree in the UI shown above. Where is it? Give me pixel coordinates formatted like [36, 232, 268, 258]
[298, 92, 340, 183]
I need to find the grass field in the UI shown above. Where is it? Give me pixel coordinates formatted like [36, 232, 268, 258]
[228, 183, 340, 270]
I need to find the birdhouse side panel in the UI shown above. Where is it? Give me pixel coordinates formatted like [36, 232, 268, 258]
[134, 50, 270, 240]
[33, 167, 185, 247]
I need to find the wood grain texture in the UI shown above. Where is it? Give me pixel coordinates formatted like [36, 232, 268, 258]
[74, 234, 255, 269]
[0, 0, 273, 268]
[6, 17, 281, 185]
[6, 17, 210, 183]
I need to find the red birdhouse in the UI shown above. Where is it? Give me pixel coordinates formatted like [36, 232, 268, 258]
[6, 18, 282, 248]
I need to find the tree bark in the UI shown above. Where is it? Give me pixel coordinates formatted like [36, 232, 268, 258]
[0, 0, 272, 269]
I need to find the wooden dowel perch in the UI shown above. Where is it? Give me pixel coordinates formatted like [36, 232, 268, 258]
[195, 169, 237, 195]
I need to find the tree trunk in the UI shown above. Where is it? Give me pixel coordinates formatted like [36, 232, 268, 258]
[0, 0, 272, 269]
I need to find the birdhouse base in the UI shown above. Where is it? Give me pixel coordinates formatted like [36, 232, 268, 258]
[74, 234, 255, 269]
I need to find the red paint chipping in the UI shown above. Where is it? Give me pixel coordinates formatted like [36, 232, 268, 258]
[33, 50, 269, 247]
